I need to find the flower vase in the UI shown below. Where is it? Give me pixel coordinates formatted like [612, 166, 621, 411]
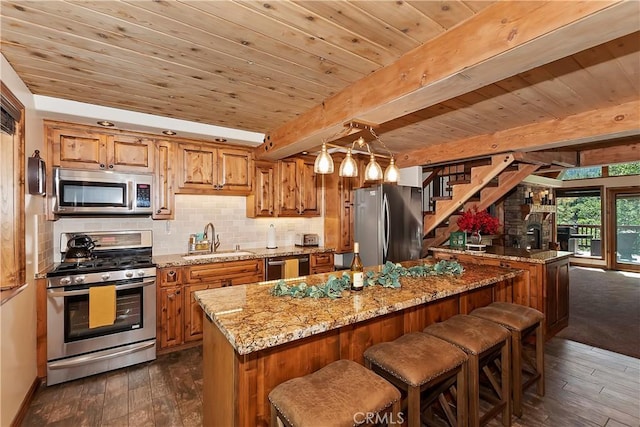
[469, 231, 482, 245]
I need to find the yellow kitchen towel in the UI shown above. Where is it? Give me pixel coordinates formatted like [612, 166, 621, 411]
[284, 259, 299, 279]
[89, 285, 116, 329]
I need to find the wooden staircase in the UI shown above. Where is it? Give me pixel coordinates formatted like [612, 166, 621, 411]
[422, 154, 542, 252]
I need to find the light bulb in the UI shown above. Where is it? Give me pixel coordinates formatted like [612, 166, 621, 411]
[313, 143, 334, 174]
[364, 154, 383, 181]
[383, 157, 400, 183]
[339, 149, 358, 177]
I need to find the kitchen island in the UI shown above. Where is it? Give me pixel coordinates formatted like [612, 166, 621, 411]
[429, 246, 572, 338]
[194, 259, 521, 426]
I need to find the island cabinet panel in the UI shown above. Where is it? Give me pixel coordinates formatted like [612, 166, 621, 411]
[545, 258, 570, 337]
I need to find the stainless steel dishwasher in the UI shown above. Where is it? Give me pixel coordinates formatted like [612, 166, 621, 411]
[265, 255, 310, 280]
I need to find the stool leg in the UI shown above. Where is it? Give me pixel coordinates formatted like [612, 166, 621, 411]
[501, 340, 512, 427]
[391, 399, 402, 426]
[468, 354, 480, 427]
[536, 322, 545, 396]
[457, 362, 468, 427]
[407, 385, 420, 427]
[270, 403, 279, 427]
[512, 331, 523, 418]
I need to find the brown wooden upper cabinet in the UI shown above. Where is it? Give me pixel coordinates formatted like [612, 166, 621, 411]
[176, 143, 252, 195]
[277, 157, 320, 217]
[246, 160, 277, 218]
[153, 140, 175, 220]
[47, 122, 154, 173]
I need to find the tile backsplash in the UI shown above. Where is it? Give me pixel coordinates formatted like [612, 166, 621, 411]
[52, 195, 324, 261]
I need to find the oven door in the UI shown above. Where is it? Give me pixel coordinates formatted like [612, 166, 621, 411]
[47, 278, 156, 361]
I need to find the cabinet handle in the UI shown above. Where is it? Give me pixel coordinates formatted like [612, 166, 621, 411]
[108, 164, 114, 169]
[176, 290, 181, 295]
[157, 209, 162, 214]
[99, 163, 105, 169]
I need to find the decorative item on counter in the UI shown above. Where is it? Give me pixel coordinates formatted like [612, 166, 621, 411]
[270, 260, 464, 299]
[350, 242, 364, 291]
[267, 224, 277, 249]
[449, 231, 466, 249]
[457, 205, 501, 252]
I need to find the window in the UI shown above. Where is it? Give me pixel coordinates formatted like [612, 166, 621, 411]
[556, 188, 602, 257]
[560, 167, 602, 180]
[608, 162, 640, 177]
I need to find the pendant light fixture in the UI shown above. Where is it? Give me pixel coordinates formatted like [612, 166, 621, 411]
[313, 142, 334, 174]
[312, 122, 400, 183]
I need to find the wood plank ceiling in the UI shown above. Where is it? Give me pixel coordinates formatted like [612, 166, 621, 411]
[1, 1, 639, 166]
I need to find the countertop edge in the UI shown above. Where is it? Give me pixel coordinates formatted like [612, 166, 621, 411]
[429, 246, 572, 264]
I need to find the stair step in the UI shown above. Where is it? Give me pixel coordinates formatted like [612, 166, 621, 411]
[448, 179, 471, 185]
[423, 211, 435, 216]
[431, 196, 452, 201]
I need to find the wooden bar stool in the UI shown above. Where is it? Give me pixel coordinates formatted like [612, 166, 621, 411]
[364, 332, 468, 427]
[268, 359, 402, 427]
[424, 314, 511, 427]
[470, 302, 545, 417]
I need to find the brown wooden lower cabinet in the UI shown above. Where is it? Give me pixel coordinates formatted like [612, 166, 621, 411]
[432, 251, 570, 338]
[203, 278, 514, 426]
[157, 259, 264, 351]
[309, 252, 334, 274]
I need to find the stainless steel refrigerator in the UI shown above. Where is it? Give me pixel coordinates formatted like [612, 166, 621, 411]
[354, 184, 423, 267]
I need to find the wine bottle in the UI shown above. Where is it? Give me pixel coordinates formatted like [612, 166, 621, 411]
[351, 242, 364, 291]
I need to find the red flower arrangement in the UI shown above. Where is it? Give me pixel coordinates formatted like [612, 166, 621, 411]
[457, 206, 501, 234]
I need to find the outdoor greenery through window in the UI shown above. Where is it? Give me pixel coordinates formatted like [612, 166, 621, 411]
[560, 162, 640, 180]
[556, 188, 602, 256]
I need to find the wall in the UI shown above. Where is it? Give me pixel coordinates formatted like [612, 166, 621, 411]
[52, 195, 324, 260]
[0, 54, 44, 426]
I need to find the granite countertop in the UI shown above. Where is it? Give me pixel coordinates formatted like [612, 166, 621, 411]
[153, 245, 334, 268]
[194, 260, 521, 355]
[429, 246, 572, 264]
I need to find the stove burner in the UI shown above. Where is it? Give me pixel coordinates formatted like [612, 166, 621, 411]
[48, 254, 154, 277]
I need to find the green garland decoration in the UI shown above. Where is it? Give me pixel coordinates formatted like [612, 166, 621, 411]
[270, 260, 464, 299]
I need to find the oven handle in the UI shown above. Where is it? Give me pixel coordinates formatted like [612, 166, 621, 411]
[47, 279, 156, 297]
[48, 341, 155, 370]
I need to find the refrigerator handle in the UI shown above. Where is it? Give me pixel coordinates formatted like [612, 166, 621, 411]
[383, 193, 390, 260]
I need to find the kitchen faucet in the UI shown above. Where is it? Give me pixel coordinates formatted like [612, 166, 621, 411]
[204, 222, 221, 253]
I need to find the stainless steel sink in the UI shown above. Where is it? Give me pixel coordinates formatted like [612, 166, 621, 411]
[182, 251, 255, 261]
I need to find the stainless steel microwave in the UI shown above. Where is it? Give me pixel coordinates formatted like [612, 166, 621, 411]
[52, 167, 153, 215]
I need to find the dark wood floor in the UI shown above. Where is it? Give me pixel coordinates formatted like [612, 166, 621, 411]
[23, 338, 639, 426]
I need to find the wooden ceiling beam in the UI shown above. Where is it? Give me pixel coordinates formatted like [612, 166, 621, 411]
[256, 0, 638, 160]
[397, 100, 640, 167]
[579, 142, 640, 166]
[513, 151, 578, 167]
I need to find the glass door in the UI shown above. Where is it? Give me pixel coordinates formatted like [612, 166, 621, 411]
[610, 189, 640, 271]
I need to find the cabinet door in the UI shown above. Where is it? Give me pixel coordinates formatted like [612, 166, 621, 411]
[299, 159, 320, 216]
[339, 177, 355, 251]
[310, 252, 335, 274]
[158, 286, 183, 349]
[277, 158, 300, 216]
[218, 148, 252, 193]
[247, 161, 276, 217]
[184, 283, 223, 342]
[184, 259, 264, 285]
[545, 259, 570, 337]
[51, 127, 107, 169]
[108, 135, 154, 172]
[153, 141, 175, 219]
[177, 143, 217, 192]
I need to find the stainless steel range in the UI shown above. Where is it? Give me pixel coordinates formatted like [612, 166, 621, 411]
[46, 230, 156, 385]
